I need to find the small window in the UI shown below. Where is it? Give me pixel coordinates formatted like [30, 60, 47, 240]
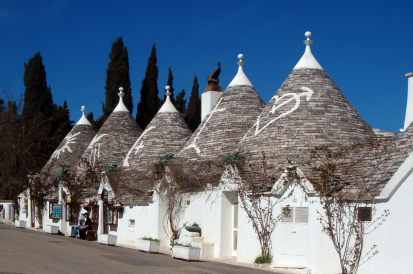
[105, 206, 120, 226]
[129, 219, 135, 226]
[358, 207, 372, 221]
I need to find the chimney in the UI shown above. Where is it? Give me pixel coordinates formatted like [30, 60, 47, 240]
[404, 73, 413, 130]
[201, 62, 222, 121]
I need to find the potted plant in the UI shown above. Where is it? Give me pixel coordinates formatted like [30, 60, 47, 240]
[253, 253, 273, 269]
[136, 237, 160, 253]
[98, 233, 117, 246]
[44, 225, 59, 234]
[14, 219, 26, 228]
[184, 222, 201, 234]
[171, 242, 201, 261]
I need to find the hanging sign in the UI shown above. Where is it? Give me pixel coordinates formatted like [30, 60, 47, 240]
[53, 204, 62, 219]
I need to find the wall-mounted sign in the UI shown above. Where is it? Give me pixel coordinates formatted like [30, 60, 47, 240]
[53, 204, 62, 219]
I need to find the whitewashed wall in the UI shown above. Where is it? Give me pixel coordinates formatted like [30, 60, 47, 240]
[359, 169, 413, 273]
[114, 191, 168, 249]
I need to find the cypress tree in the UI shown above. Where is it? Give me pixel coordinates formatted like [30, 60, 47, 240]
[101, 37, 132, 124]
[186, 76, 201, 131]
[163, 67, 175, 104]
[52, 100, 73, 140]
[21, 52, 73, 172]
[22, 52, 54, 120]
[136, 43, 159, 130]
[0, 98, 4, 114]
[174, 89, 187, 116]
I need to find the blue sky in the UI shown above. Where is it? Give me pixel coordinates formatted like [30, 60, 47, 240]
[1, 0, 412, 132]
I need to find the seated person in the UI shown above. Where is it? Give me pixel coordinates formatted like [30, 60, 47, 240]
[70, 213, 85, 238]
[79, 212, 93, 240]
[77, 219, 85, 238]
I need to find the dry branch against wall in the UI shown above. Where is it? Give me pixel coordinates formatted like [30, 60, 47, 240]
[302, 137, 411, 274]
[154, 158, 223, 244]
[224, 152, 294, 264]
[53, 158, 103, 213]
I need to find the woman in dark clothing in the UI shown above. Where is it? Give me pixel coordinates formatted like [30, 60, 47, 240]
[79, 212, 93, 239]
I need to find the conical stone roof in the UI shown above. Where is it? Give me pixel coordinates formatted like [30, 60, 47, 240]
[41, 107, 96, 199]
[241, 32, 375, 180]
[178, 55, 265, 162]
[114, 87, 193, 204]
[122, 87, 192, 172]
[79, 89, 142, 169]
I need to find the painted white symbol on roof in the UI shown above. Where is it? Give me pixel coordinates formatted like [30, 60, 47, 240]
[123, 126, 156, 167]
[179, 97, 226, 156]
[88, 134, 108, 165]
[243, 86, 314, 139]
[48, 131, 81, 163]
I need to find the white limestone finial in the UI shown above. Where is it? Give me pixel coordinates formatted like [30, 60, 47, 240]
[237, 54, 245, 67]
[118, 87, 125, 98]
[228, 53, 253, 87]
[113, 86, 129, 112]
[159, 85, 178, 113]
[293, 31, 323, 70]
[76, 105, 92, 126]
[303, 31, 313, 46]
[165, 85, 172, 97]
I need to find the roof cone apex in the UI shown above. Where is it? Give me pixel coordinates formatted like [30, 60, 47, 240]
[113, 87, 129, 112]
[76, 106, 92, 126]
[159, 86, 178, 113]
[228, 54, 253, 87]
[293, 32, 323, 70]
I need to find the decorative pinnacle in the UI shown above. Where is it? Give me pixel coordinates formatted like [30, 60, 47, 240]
[304, 31, 313, 46]
[81, 106, 86, 114]
[237, 54, 245, 66]
[118, 87, 125, 98]
[165, 85, 172, 97]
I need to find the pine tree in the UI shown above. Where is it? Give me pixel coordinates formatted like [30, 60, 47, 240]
[22, 52, 54, 120]
[136, 43, 159, 130]
[101, 37, 132, 124]
[163, 67, 175, 104]
[174, 89, 187, 116]
[186, 76, 201, 131]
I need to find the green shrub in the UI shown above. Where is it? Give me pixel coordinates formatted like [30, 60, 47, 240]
[171, 242, 192, 247]
[141, 236, 160, 242]
[254, 253, 273, 264]
[192, 222, 199, 227]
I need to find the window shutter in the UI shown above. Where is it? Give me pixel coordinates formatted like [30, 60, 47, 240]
[295, 207, 309, 224]
[281, 207, 294, 223]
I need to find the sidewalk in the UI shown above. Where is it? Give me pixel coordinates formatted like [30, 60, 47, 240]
[2, 220, 309, 274]
[117, 242, 309, 274]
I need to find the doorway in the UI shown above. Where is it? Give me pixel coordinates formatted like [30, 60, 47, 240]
[278, 206, 309, 267]
[30, 200, 35, 227]
[232, 202, 239, 256]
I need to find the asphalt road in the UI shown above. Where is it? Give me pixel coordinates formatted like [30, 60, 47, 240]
[0, 222, 280, 274]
